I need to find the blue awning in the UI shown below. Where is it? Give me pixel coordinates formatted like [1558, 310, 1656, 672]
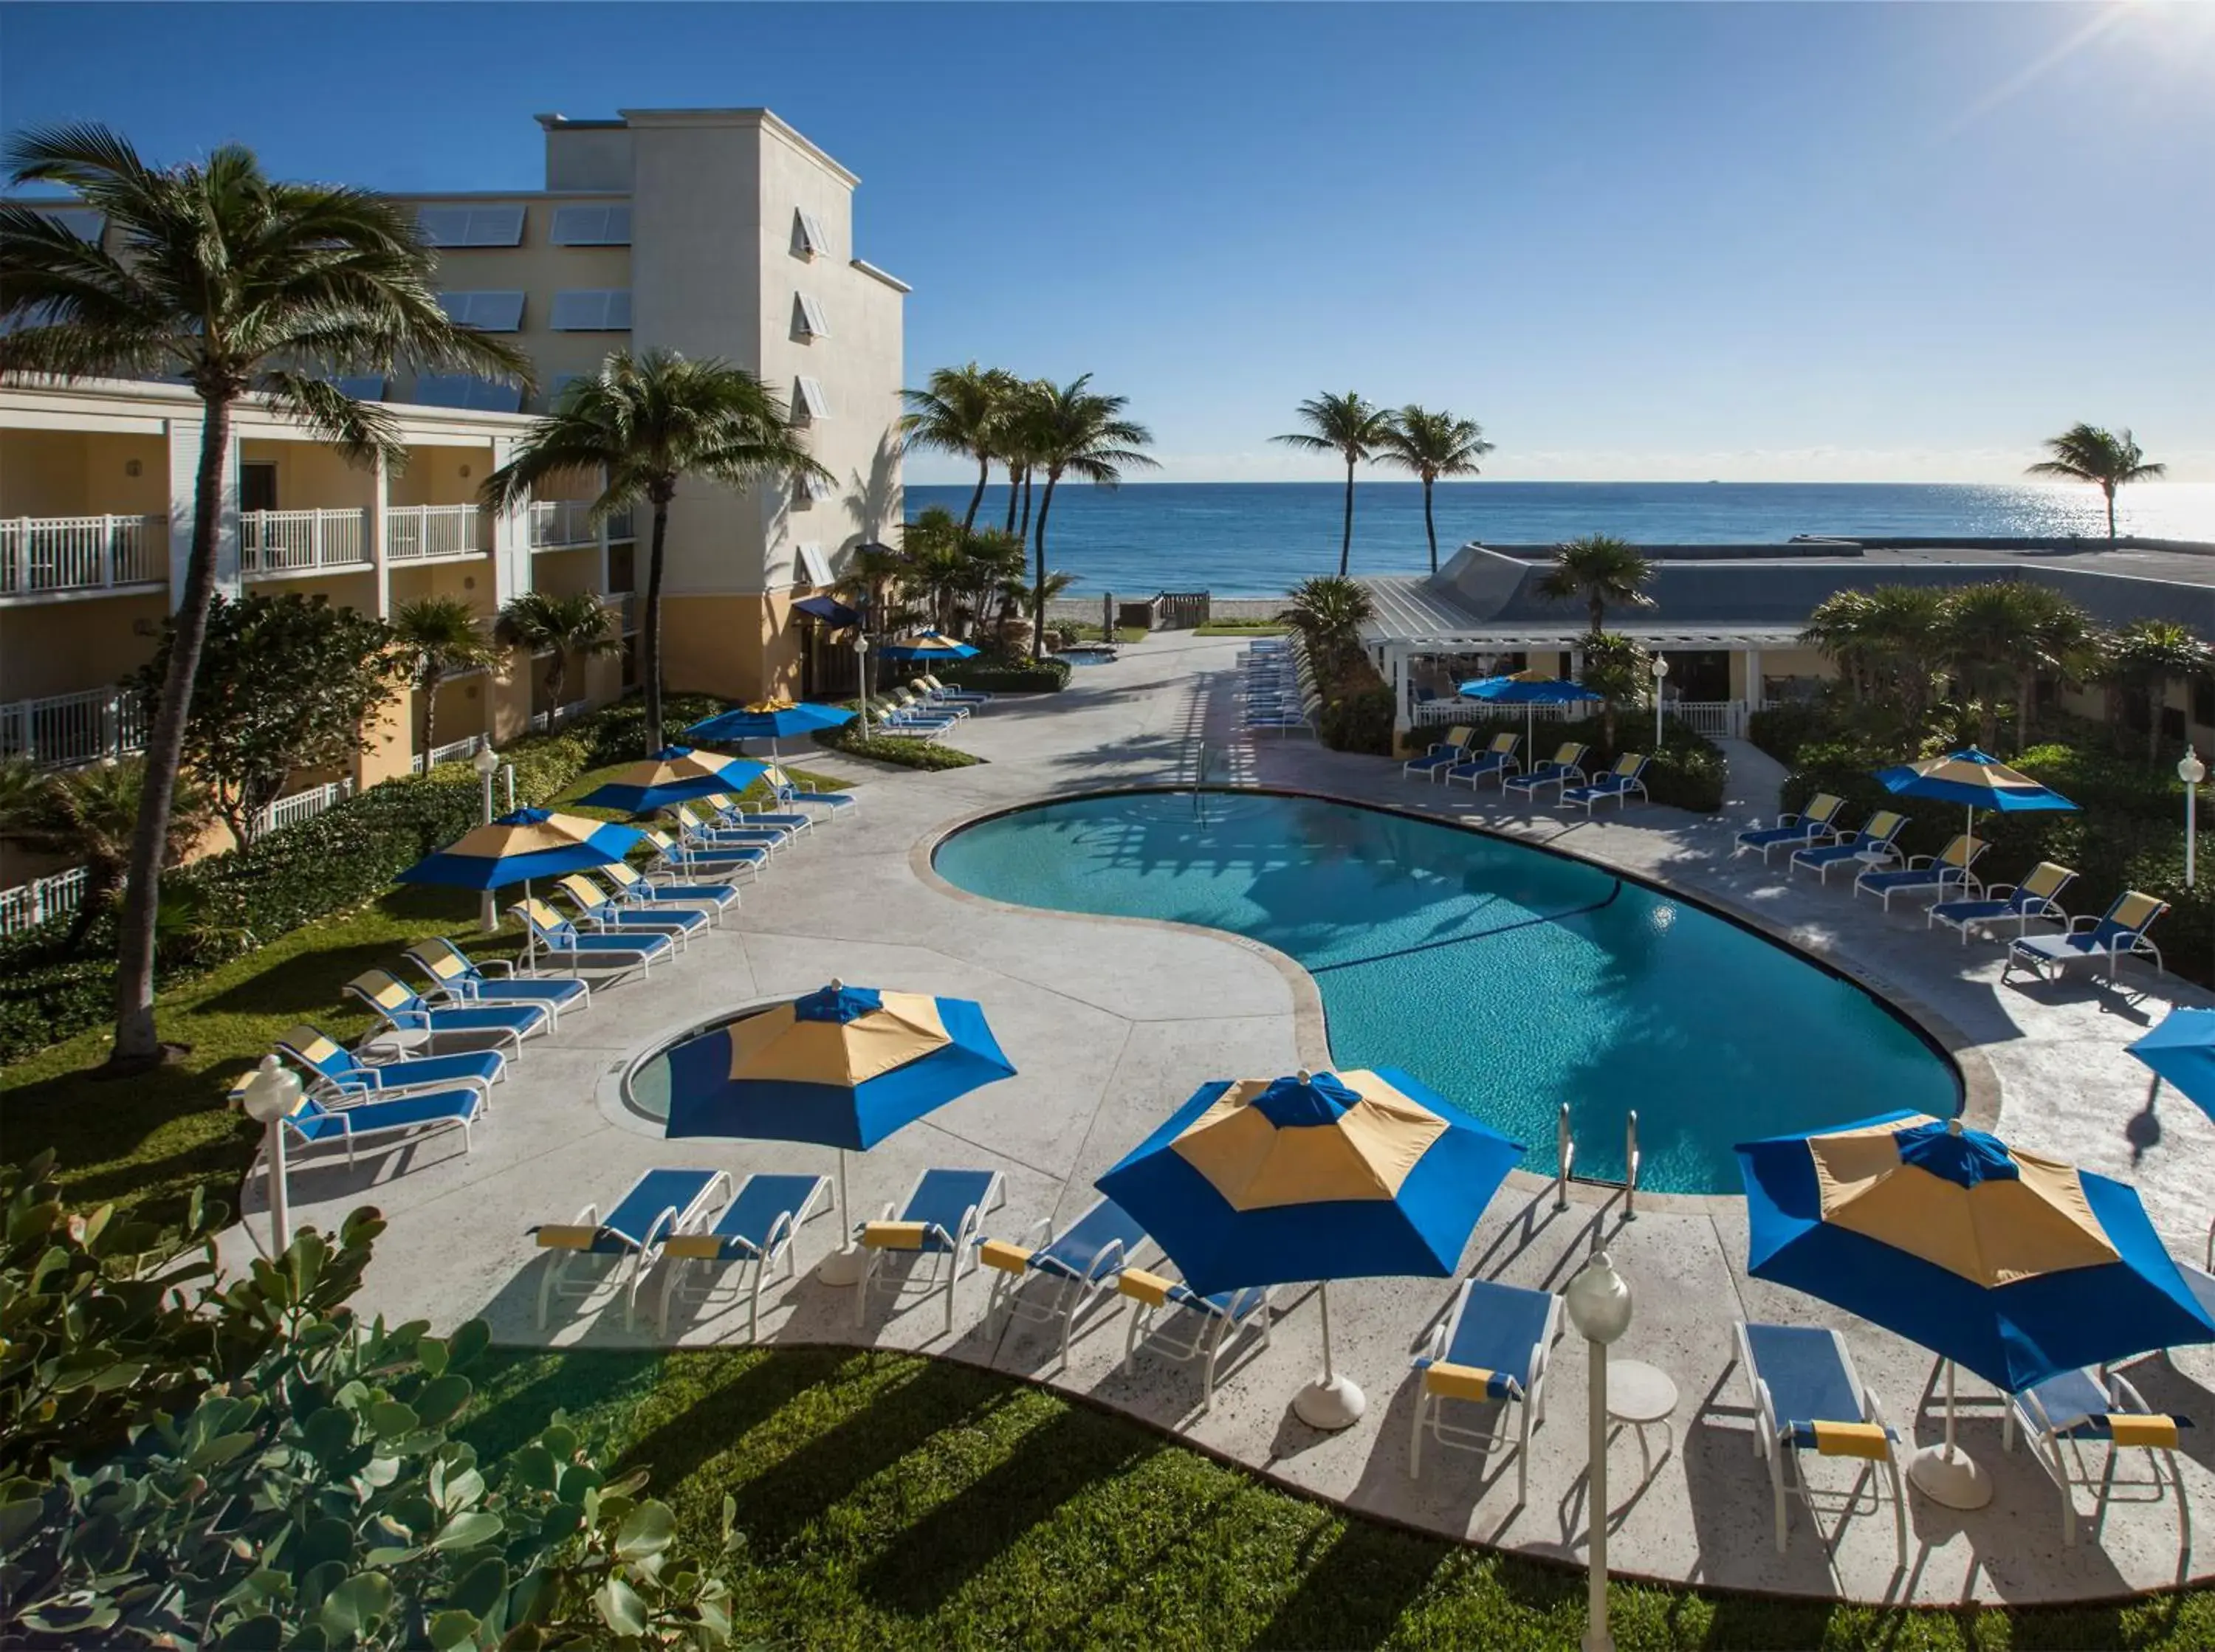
[794, 595, 859, 627]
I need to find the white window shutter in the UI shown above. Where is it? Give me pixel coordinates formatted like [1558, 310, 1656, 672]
[795, 293, 829, 337]
[797, 542, 832, 585]
[794, 376, 830, 421]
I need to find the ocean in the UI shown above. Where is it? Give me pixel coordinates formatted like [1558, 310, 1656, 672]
[904, 481, 2215, 597]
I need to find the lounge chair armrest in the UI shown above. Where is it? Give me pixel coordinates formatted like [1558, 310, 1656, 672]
[2064, 914, 2104, 933]
[1905, 854, 1937, 870]
[1982, 883, 2019, 901]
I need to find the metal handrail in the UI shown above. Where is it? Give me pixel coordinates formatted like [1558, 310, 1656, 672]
[1553, 1102, 1574, 1210]
[1624, 1109, 1641, 1221]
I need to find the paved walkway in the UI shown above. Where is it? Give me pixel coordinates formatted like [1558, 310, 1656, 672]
[230, 634, 2215, 1608]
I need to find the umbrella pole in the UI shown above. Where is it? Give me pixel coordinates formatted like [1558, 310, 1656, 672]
[819, 1148, 868, 1287]
[1292, 1281, 1366, 1431]
[1907, 1357, 1993, 1509]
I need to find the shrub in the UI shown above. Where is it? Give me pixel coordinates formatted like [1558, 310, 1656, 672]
[1745, 701, 1831, 768]
[932, 655, 1070, 694]
[812, 727, 983, 771]
[1319, 685, 1395, 755]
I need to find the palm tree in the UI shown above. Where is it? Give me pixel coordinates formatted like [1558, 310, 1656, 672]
[1537, 535, 1655, 638]
[899, 362, 1015, 532]
[0, 124, 527, 1070]
[2092, 619, 2213, 766]
[482, 351, 830, 751]
[1279, 575, 1375, 679]
[498, 590, 624, 708]
[1272, 392, 1396, 577]
[1374, 407, 1493, 574]
[391, 597, 500, 757]
[1025, 376, 1157, 658]
[1579, 633, 1654, 755]
[0, 759, 210, 946]
[2026, 424, 2166, 544]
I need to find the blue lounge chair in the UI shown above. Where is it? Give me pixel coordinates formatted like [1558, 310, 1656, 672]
[2003, 890, 2169, 985]
[554, 873, 704, 947]
[763, 764, 858, 824]
[274, 1022, 503, 1104]
[701, 790, 815, 838]
[856, 1166, 1007, 1332]
[978, 1195, 1150, 1366]
[1927, 861, 2077, 946]
[1560, 752, 1651, 814]
[1118, 1266, 1274, 1417]
[642, 827, 765, 883]
[402, 937, 592, 1020]
[657, 1171, 833, 1340]
[892, 687, 966, 721]
[1734, 1321, 1906, 1565]
[344, 968, 548, 1059]
[597, 858, 740, 922]
[1403, 726, 1475, 781]
[509, 897, 670, 982]
[2005, 1365, 2193, 1549]
[1444, 732, 1522, 790]
[1503, 743, 1589, 802]
[872, 715, 949, 742]
[1409, 1277, 1565, 1501]
[261, 1086, 483, 1169]
[1734, 794, 1848, 862]
[916, 672, 989, 705]
[1853, 833, 1985, 911]
[1789, 810, 1907, 884]
[671, 800, 791, 851]
[534, 1166, 731, 1331]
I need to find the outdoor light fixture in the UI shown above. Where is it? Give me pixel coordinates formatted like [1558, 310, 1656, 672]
[1565, 1251, 1633, 1652]
[237, 1054, 303, 1254]
[1649, 655, 1669, 749]
[852, 632, 871, 731]
[2182, 748, 2205, 888]
[474, 744, 501, 930]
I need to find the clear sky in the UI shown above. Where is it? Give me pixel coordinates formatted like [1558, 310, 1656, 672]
[4, 2, 2211, 484]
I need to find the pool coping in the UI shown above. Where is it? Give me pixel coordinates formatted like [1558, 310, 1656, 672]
[910, 780, 2000, 1217]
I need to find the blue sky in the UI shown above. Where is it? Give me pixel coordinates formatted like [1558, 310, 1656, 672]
[4, 2, 2211, 483]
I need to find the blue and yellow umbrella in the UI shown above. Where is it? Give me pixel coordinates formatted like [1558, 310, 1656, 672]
[395, 808, 645, 891]
[1455, 670, 1604, 752]
[2129, 1008, 2215, 1126]
[573, 746, 769, 815]
[1874, 747, 2076, 842]
[876, 630, 980, 662]
[684, 698, 856, 757]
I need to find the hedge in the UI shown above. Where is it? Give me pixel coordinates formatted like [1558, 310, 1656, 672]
[932, 654, 1071, 694]
[812, 728, 983, 771]
[0, 694, 729, 1064]
[1426, 712, 1729, 814]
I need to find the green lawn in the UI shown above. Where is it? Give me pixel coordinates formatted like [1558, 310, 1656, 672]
[1196, 619, 1290, 636]
[464, 1345, 2210, 1652]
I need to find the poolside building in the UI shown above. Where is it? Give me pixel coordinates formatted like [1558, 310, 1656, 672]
[1362, 538, 2215, 752]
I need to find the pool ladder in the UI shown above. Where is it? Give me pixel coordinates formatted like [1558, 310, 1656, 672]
[1552, 1104, 1641, 1221]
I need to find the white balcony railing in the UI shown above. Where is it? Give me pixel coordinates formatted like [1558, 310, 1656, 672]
[526, 698, 588, 734]
[606, 506, 635, 541]
[0, 687, 149, 768]
[1411, 696, 1750, 738]
[253, 778, 353, 836]
[385, 503, 482, 561]
[239, 507, 369, 576]
[0, 865, 90, 936]
[528, 499, 597, 549]
[411, 733, 485, 774]
[0, 514, 166, 598]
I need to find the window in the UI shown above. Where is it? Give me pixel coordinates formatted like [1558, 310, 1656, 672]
[791, 376, 831, 421]
[794, 470, 837, 506]
[436, 290, 526, 332]
[416, 205, 526, 247]
[545, 372, 588, 409]
[550, 289, 632, 331]
[793, 209, 830, 258]
[549, 203, 633, 245]
[796, 542, 833, 585]
[794, 293, 829, 339]
[332, 375, 388, 400]
[413, 375, 524, 413]
[35, 207, 104, 241]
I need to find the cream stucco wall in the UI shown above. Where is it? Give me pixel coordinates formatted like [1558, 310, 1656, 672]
[1, 429, 170, 517]
[236, 437, 378, 510]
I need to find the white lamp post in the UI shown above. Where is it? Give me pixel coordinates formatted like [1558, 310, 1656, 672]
[473, 743, 501, 932]
[1649, 655, 1669, 751]
[852, 633, 871, 733]
[2182, 748, 2205, 889]
[238, 1053, 303, 1255]
[1565, 1251, 1634, 1652]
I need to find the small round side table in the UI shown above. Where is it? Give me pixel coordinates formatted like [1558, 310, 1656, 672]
[1605, 1358, 1680, 1482]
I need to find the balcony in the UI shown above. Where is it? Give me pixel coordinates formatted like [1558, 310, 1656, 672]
[240, 508, 369, 577]
[0, 514, 166, 600]
[386, 503, 483, 562]
[0, 686, 148, 769]
[529, 500, 636, 549]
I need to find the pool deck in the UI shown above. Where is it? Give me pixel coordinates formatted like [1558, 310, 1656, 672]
[234, 633, 2215, 1608]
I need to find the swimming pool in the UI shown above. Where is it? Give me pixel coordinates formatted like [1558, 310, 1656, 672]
[932, 790, 1960, 1195]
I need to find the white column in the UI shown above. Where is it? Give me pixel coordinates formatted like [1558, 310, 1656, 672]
[490, 436, 530, 607]
[1744, 647, 1763, 709]
[165, 415, 240, 608]
[367, 450, 391, 619]
[1392, 645, 1413, 737]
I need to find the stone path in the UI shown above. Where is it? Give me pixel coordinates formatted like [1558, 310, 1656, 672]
[228, 633, 2215, 1608]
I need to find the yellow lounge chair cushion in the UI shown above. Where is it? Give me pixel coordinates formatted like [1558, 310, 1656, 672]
[1423, 1361, 1507, 1403]
[978, 1239, 1034, 1274]
[535, 1224, 601, 1250]
[862, 1219, 927, 1250]
[661, 1233, 727, 1262]
[2108, 1413, 2179, 1449]
[1118, 1267, 1175, 1307]
[1809, 1419, 1891, 1459]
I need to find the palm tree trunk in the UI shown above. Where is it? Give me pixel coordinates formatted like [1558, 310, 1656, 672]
[642, 496, 671, 752]
[1003, 463, 1020, 536]
[1018, 469, 1035, 540]
[2105, 483, 2118, 546]
[420, 667, 442, 757]
[1589, 596, 1604, 638]
[2148, 685, 2163, 768]
[2016, 668, 2034, 752]
[1031, 471, 1060, 661]
[109, 393, 233, 1069]
[1422, 478, 1439, 574]
[1339, 457, 1355, 578]
[963, 454, 989, 534]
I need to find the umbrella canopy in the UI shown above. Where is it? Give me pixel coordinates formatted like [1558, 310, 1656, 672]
[662, 980, 1016, 1153]
[876, 630, 980, 662]
[1737, 1108, 2213, 1394]
[2129, 1008, 2215, 1125]
[1095, 1068, 1525, 1298]
[395, 808, 645, 891]
[572, 746, 769, 815]
[1874, 747, 2076, 840]
[1454, 670, 1604, 752]
[684, 698, 857, 745]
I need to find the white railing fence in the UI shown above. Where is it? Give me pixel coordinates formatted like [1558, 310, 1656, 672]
[385, 503, 481, 561]
[0, 865, 90, 935]
[527, 500, 600, 549]
[0, 514, 166, 597]
[253, 778, 353, 837]
[1412, 698, 1584, 728]
[526, 698, 589, 734]
[1666, 701, 1746, 738]
[0, 687, 149, 768]
[411, 733, 485, 774]
[1412, 696, 1751, 737]
[239, 508, 368, 575]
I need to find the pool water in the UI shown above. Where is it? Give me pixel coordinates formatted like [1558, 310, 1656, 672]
[933, 791, 1959, 1194]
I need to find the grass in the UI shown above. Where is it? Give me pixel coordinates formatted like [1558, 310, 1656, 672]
[1197, 619, 1290, 636]
[813, 728, 984, 771]
[464, 1344, 2213, 1652]
[1058, 623, 1149, 643]
[0, 761, 842, 1235]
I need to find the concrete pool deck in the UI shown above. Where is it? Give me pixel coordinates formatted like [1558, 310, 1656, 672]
[234, 633, 2215, 1608]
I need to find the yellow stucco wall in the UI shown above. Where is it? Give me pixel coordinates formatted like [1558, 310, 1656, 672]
[0, 593, 166, 699]
[1, 429, 170, 517]
[236, 438, 377, 509]
[659, 590, 800, 703]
